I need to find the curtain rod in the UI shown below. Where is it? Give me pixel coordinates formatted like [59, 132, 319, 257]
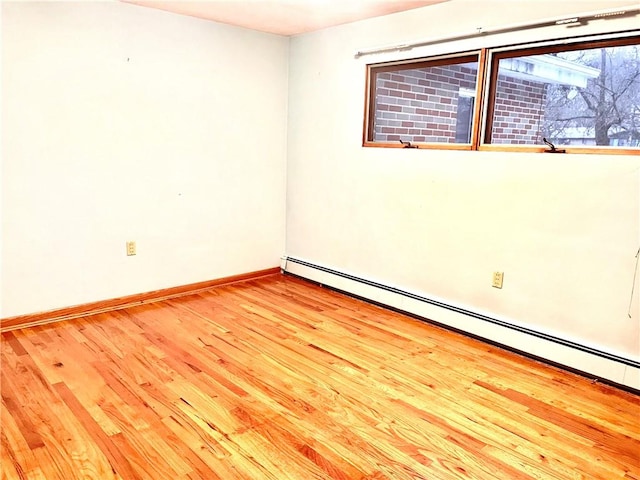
[354, 6, 640, 59]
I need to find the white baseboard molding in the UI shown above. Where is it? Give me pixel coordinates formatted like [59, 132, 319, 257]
[283, 256, 640, 392]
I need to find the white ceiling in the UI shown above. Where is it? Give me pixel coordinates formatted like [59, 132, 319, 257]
[122, 0, 449, 36]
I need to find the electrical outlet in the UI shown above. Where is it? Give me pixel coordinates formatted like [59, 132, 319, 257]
[492, 271, 504, 289]
[126, 241, 136, 256]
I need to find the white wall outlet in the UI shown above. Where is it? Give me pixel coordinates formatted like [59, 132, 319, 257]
[126, 241, 136, 256]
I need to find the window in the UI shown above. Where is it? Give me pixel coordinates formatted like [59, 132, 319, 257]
[484, 37, 640, 148]
[363, 33, 640, 154]
[455, 88, 476, 143]
[364, 54, 481, 148]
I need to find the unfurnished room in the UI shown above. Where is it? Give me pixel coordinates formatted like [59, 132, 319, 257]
[1, 0, 640, 478]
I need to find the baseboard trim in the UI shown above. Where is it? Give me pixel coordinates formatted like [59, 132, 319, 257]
[1, 267, 281, 332]
[283, 256, 640, 391]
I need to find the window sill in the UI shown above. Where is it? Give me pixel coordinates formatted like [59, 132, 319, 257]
[362, 141, 473, 150]
[361, 142, 639, 155]
[478, 144, 640, 155]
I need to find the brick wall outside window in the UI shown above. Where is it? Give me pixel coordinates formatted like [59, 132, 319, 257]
[373, 66, 547, 145]
[373, 65, 477, 143]
[491, 76, 547, 144]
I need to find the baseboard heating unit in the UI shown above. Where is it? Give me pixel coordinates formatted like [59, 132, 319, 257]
[282, 256, 640, 392]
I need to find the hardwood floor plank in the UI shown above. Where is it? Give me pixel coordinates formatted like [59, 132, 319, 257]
[2, 274, 638, 479]
[159, 415, 225, 480]
[1, 332, 28, 357]
[1, 391, 46, 451]
[1, 401, 40, 480]
[53, 383, 143, 480]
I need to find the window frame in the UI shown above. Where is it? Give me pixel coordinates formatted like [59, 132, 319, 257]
[362, 32, 640, 155]
[363, 51, 484, 150]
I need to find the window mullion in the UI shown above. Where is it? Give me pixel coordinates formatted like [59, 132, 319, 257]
[471, 48, 489, 150]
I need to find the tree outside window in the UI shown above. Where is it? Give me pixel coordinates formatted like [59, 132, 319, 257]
[543, 44, 640, 147]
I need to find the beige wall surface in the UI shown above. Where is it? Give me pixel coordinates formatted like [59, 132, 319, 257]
[1, 2, 289, 317]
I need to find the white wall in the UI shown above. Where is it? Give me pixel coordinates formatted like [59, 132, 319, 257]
[1, 1, 289, 317]
[286, 0, 640, 368]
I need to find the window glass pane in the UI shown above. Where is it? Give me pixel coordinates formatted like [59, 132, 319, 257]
[370, 60, 479, 144]
[490, 43, 640, 147]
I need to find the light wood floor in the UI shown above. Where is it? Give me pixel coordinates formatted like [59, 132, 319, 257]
[1, 274, 639, 480]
